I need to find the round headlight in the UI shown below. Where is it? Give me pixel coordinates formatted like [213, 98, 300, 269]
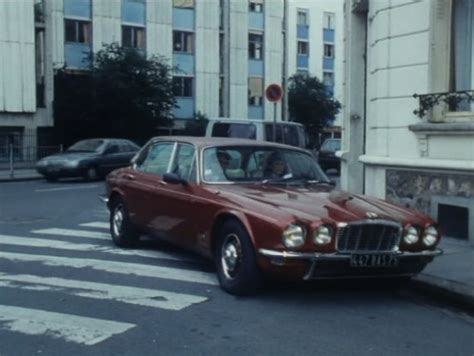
[403, 225, 419, 244]
[282, 224, 306, 248]
[423, 225, 438, 246]
[314, 225, 333, 245]
[64, 160, 80, 168]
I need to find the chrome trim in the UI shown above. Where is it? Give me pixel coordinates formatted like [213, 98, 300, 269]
[258, 248, 443, 260]
[98, 195, 109, 204]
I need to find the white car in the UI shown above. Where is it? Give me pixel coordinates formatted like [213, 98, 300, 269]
[205, 118, 310, 150]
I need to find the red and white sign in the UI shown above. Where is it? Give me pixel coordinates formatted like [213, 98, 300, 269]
[265, 84, 283, 102]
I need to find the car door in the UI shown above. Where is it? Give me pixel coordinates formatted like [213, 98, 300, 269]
[157, 143, 199, 247]
[123, 141, 176, 230]
[99, 142, 123, 175]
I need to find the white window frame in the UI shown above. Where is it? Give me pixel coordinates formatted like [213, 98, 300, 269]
[324, 43, 334, 58]
[297, 9, 309, 26]
[122, 25, 146, 49]
[64, 19, 92, 44]
[174, 76, 194, 98]
[173, 30, 194, 54]
[249, 32, 264, 60]
[323, 12, 335, 30]
[297, 41, 309, 56]
[249, 0, 263, 13]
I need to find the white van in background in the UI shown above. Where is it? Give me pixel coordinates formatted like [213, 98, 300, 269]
[205, 118, 310, 149]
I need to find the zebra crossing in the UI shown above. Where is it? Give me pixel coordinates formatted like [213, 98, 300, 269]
[0, 222, 216, 346]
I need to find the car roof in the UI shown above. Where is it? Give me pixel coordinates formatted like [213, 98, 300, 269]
[148, 136, 309, 152]
[207, 118, 304, 127]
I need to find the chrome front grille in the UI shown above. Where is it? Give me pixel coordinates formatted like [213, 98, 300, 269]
[336, 221, 402, 253]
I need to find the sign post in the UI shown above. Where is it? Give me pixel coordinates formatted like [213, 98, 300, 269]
[265, 84, 283, 142]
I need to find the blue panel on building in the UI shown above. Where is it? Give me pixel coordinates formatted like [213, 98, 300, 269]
[174, 98, 195, 119]
[65, 44, 91, 69]
[324, 29, 335, 43]
[249, 12, 264, 30]
[173, 8, 195, 30]
[297, 25, 309, 39]
[122, 0, 145, 24]
[323, 58, 334, 70]
[248, 60, 264, 76]
[64, 0, 91, 18]
[248, 106, 264, 120]
[173, 54, 194, 75]
[297, 55, 309, 68]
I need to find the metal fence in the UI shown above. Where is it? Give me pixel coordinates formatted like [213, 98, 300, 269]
[0, 143, 63, 172]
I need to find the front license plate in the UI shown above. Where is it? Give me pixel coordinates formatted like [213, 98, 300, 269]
[350, 253, 398, 268]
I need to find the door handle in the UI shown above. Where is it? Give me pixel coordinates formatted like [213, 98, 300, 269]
[124, 174, 135, 181]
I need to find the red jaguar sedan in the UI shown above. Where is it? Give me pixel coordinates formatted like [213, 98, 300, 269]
[104, 137, 442, 295]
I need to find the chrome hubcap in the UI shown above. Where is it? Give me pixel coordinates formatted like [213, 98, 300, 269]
[221, 234, 242, 279]
[112, 205, 124, 237]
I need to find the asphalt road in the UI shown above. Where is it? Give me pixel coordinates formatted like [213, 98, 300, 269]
[0, 179, 473, 356]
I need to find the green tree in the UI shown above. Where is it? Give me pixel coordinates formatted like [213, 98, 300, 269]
[54, 43, 176, 145]
[93, 43, 176, 142]
[288, 73, 341, 146]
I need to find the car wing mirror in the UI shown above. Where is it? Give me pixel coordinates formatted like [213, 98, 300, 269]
[163, 173, 188, 185]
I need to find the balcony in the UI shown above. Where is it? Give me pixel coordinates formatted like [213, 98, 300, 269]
[413, 90, 474, 120]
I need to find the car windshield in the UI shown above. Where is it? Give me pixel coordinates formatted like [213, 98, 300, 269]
[203, 145, 328, 184]
[321, 139, 341, 152]
[67, 139, 106, 153]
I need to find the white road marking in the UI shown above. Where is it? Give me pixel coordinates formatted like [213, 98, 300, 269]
[0, 251, 217, 285]
[32, 228, 110, 240]
[0, 305, 134, 345]
[0, 234, 189, 262]
[80, 222, 109, 229]
[35, 185, 99, 193]
[0, 274, 207, 311]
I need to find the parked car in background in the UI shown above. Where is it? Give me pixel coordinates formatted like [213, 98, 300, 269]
[36, 138, 140, 181]
[318, 138, 341, 173]
[104, 136, 442, 295]
[205, 118, 310, 150]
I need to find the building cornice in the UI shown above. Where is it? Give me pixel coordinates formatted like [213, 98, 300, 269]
[359, 155, 474, 172]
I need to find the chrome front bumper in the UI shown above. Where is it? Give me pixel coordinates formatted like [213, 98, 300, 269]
[258, 248, 443, 280]
[258, 248, 443, 261]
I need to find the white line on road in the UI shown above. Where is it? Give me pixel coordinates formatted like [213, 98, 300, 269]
[0, 234, 190, 262]
[0, 305, 135, 345]
[35, 185, 99, 193]
[0, 274, 207, 311]
[80, 222, 109, 229]
[0, 251, 217, 285]
[32, 228, 110, 240]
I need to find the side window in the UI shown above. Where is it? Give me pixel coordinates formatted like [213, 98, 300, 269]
[282, 125, 299, 147]
[106, 144, 120, 154]
[211, 123, 256, 139]
[138, 142, 174, 175]
[170, 144, 197, 181]
[265, 124, 283, 143]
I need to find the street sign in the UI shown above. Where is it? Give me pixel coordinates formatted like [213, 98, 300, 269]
[265, 84, 283, 102]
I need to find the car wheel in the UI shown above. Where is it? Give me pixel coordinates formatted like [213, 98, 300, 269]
[84, 166, 99, 181]
[110, 196, 140, 247]
[215, 220, 262, 295]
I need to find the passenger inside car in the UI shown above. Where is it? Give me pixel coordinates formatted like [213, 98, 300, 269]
[264, 153, 288, 179]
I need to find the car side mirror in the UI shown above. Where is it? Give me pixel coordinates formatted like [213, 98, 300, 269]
[163, 173, 188, 185]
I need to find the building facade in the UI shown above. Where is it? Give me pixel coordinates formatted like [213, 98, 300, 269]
[0, 0, 344, 154]
[342, 0, 474, 242]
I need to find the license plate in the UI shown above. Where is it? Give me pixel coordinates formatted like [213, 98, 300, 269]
[350, 253, 398, 268]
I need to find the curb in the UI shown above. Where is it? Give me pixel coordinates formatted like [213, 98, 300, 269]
[411, 274, 474, 311]
[0, 176, 43, 183]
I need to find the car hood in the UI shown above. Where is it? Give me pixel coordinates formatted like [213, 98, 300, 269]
[216, 184, 428, 225]
[40, 152, 98, 162]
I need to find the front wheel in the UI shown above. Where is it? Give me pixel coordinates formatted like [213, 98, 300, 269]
[215, 220, 262, 295]
[84, 166, 99, 181]
[110, 196, 140, 247]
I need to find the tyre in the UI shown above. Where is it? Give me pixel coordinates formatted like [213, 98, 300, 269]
[215, 219, 262, 295]
[109, 196, 140, 247]
[84, 166, 99, 181]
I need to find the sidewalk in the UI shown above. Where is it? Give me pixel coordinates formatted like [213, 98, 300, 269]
[0, 169, 472, 308]
[0, 168, 42, 182]
[412, 237, 474, 309]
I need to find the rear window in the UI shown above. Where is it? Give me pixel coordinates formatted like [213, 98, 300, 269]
[321, 139, 341, 151]
[265, 124, 306, 148]
[211, 123, 257, 139]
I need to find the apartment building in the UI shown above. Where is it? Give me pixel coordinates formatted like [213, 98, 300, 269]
[0, 0, 344, 153]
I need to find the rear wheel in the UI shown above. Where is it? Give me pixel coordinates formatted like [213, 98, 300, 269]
[215, 220, 262, 295]
[110, 196, 140, 247]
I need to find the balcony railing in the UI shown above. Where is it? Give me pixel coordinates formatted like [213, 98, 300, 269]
[413, 90, 474, 118]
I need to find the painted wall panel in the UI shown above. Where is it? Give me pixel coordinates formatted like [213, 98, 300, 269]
[174, 54, 194, 74]
[146, 0, 172, 59]
[249, 12, 264, 30]
[248, 59, 264, 76]
[323, 29, 334, 42]
[195, 0, 219, 117]
[51, 0, 65, 65]
[93, 0, 121, 52]
[297, 25, 309, 39]
[64, 0, 91, 19]
[249, 105, 264, 120]
[174, 98, 194, 118]
[323, 57, 334, 70]
[122, 0, 145, 24]
[64, 44, 92, 68]
[0, 0, 35, 113]
[173, 8, 194, 30]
